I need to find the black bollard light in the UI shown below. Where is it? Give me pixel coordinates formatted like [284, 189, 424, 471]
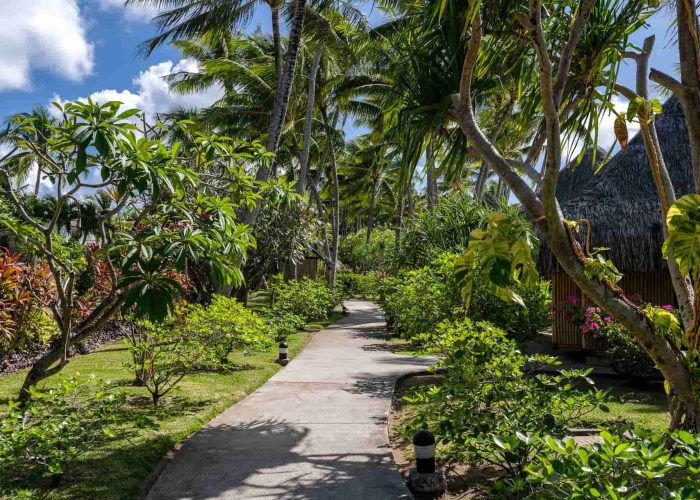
[276, 341, 289, 365]
[413, 429, 436, 474]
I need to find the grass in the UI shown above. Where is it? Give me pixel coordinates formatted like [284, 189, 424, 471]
[573, 383, 670, 433]
[0, 309, 342, 500]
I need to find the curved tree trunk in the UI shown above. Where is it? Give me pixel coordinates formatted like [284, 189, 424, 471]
[454, 8, 700, 430]
[297, 49, 323, 196]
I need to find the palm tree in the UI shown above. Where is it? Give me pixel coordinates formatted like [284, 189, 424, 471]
[1, 106, 57, 195]
[340, 136, 396, 243]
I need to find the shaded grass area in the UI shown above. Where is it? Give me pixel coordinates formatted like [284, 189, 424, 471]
[572, 381, 670, 433]
[0, 319, 327, 499]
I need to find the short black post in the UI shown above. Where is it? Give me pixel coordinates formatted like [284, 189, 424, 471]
[275, 341, 289, 366]
[413, 429, 436, 474]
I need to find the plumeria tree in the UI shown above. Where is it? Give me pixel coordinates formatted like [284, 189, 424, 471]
[444, 0, 700, 429]
[0, 100, 262, 400]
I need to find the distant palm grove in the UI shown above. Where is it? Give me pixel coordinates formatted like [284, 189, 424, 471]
[2, 0, 700, 498]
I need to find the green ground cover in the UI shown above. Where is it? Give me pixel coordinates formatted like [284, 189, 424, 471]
[0, 308, 341, 500]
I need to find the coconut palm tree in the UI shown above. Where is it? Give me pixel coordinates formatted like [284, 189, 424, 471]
[0, 106, 57, 195]
[340, 136, 397, 243]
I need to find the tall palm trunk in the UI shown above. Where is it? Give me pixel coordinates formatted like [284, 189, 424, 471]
[297, 49, 323, 196]
[34, 163, 42, 196]
[426, 140, 437, 209]
[246, 0, 307, 225]
[271, 4, 283, 82]
[320, 106, 340, 289]
[394, 188, 404, 254]
[365, 181, 377, 244]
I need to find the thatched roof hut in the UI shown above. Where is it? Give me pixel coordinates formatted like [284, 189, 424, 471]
[541, 96, 694, 347]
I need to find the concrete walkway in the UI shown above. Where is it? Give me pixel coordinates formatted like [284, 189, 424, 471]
[147, 300, 433, 500]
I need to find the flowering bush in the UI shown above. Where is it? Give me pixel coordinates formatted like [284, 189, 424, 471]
[552, 294, 586, 326]
[582, 306, 657, 376]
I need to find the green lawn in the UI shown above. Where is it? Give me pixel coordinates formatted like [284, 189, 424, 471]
[0, 311, 341, 499]
[573, 384, 670, 433]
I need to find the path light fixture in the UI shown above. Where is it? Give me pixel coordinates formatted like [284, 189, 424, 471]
[408, 429, 446, 498]
[275, 341, 289, 366]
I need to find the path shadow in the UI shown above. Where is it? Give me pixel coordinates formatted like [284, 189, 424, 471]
[147, 418, 408, 499]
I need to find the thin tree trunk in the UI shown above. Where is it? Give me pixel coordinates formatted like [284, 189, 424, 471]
[618, 36, 694, 330]
[394, 187, 404, 254]
[327, 130, 340, 291]
[297, 49, 323, 196]
[426, 140, 437, 209]
[474, 164, 488, 200]
[245, 0, 307, 225]
[365, 184, 376, 244]
[34, 165, 41, 196]
[355, 215, 361, 233]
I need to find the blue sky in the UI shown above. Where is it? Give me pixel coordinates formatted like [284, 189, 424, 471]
[0, 1, 680, 149]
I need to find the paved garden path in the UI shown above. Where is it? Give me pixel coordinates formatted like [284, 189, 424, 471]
[147, 300, 434, 500]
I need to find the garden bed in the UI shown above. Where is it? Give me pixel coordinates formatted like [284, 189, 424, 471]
[388, 371, 671, 498]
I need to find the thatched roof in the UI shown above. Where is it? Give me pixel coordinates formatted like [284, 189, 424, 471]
[539, 96, 694, 273]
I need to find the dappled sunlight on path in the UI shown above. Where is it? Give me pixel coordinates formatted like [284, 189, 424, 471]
[146, 300, 434, 499]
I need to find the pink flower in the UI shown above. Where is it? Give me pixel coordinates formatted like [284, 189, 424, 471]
[604, 316, 612, 323]
[593, 333, 599, 339]
[661, 305, 674, 310]
[568, 295, 580, 303]
[595, 307, 601, 313]
[591, 322, 599, 331]
[582, 326, 589, 334]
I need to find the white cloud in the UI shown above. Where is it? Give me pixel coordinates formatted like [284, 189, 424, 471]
[96, 0, 160, 22]
[597, 96, 641, 149]
[0, 0, 93, 91]
[53, 59, 224, 120]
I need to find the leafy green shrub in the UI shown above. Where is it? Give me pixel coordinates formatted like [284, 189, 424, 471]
[582, 306, 656, 376]
[377, 252, 463, 344]
[470, 278, 552, 339]
[186, 295, 271, 364]
[260, 308, 305, 341]
[508, 428, 700, 498]
[124, 319, 208, 405]
[271, 276, 337, 323]
[0, 377, 121, 485]
[339, 229, 395, 272]
[396, 190, 488, 268]
[337, 270, 384, 300]
[403, 318, 607, 480]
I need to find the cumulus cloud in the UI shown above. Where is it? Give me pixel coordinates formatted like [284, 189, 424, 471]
[0, 0, 93, 91]
[53, 59, 224, 119]
[96, 0, 160, 22]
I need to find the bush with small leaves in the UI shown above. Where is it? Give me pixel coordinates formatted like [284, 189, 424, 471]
[185, 295, 271, 365]
[271, 276, 338, 323]
[504, 427, 700, 498]
[337, 270, 384, 300]
[0, 376, 122, 486]
[260, 308, 305, 342]
[403, 318, 607, 480]
[124, 319, 207, 405]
